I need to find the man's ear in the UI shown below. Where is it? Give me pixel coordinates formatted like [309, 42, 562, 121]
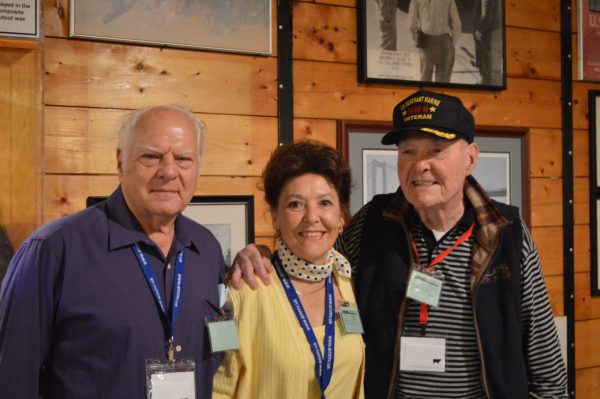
[466, 142, 479, 175]
[116, 149, 124, 179]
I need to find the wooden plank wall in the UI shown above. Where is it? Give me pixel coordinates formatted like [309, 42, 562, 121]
[35, 0, 597, 396]
[0, 39, 42, 249]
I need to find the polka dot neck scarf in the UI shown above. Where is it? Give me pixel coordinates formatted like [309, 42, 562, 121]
[276, 238, 352, 282]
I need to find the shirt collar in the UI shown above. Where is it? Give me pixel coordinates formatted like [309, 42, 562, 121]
[104, 186, 200, 255]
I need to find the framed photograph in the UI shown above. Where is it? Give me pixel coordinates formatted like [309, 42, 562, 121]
[337, 121, 529, 224]
[588, 91, 600, 295]
[86, 195, 254, 268]
[357, 0, 506, 89]
[70, 0, 271, 55]
[578, 0, 600, 80]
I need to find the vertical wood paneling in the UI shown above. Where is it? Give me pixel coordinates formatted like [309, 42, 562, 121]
[0, 42, 42, 248]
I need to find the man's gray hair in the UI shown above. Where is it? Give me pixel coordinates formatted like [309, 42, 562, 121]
[117, 105, 206, 162]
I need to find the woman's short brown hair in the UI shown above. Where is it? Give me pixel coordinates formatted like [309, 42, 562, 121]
[262, 140, 351, 212]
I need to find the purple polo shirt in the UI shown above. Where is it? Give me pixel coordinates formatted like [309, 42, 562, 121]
[0, 187, 225, 398]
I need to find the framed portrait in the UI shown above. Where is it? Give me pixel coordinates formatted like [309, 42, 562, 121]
[86, 195, 254, 268]
[70, 0, 271, 55]
[588, 91, 600, 295]
[578, 0, 600, 81]
[357, 0, 506, 90]
[337, 121, 529, 224]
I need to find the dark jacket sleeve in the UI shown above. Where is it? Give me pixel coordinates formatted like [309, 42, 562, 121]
[0, 238, 61, 398]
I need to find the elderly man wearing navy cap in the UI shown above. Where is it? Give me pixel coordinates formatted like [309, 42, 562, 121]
[230, 90, 568, 398]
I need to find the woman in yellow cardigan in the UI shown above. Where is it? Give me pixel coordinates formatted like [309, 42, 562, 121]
[213, 140, 365, 398]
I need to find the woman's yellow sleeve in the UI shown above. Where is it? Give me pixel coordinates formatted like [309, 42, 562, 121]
[212, 290, 243, 398]
[212, 349, 242, 398]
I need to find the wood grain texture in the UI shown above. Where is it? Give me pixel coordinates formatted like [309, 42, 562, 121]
[293, 118, 337, 147]
[530, 177, 562, 227]
[576, 366, 600, 399]
[505, 27, 561, 80]
[574, 224, 590, 273]
[44, 106, 278, 175]
[43, 0, 68, 38]
[531, 226, 563, 276]
[545, 274, 564, 316]
[293, 2, 356, 64]
[0, 45, 42, 248]
[505, 0, 560, 31]
[575, 318, 600, 369]
[294, 61, 563, 128]
[44, 38, 278, 116]
[529, 128, 562, 178]
[574, 128, 589, 178]
[574, 272, 600, 321]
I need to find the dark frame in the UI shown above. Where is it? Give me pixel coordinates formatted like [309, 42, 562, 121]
[86, 195, 254, 268]
[357, 0, 507, 90]
[588, 91, 600, 296]
[337, 120, 530, 225]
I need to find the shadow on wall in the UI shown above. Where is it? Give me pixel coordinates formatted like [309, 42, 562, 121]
[0, 226, 13, 285]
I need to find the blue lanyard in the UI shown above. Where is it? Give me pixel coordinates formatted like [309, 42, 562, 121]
[132, 243, 186, 360]
[273, 254, 335, 398]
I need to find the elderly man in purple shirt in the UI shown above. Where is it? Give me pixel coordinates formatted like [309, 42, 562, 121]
[0, 105, 226, 398]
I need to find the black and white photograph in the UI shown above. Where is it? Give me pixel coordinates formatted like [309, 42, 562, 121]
[471, 152, 510, 204]
[358, 0, 506, 89]
[182, 195, 254, 268]
[363, 149, 400, 204]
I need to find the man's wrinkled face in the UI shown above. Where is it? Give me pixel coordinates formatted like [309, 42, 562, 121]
[118, 109, 200, 225]
[396, 134, 478, 215]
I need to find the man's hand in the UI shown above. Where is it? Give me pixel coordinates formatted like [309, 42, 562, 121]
[227, 244, 274, 290]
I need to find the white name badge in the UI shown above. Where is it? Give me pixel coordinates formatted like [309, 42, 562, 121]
[146, 360, 195, 399]
[340, 304, 364, 334]
[400, 336, 446, 372]
[206, 314, 240, 353]
[405, 270, 443, 307]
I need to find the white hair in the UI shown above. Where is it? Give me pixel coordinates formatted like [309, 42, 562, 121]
[117, 105, 206, 164]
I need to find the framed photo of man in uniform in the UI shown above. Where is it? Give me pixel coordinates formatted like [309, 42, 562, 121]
[357, 0, 506, 90]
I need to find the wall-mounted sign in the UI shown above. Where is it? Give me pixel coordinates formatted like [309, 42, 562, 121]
[0, 0, 39, 38]
[578, 0, 600, 80]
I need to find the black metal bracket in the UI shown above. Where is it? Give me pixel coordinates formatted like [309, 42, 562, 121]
[277, 0, 294, 145]
[560, 0, 575, 396]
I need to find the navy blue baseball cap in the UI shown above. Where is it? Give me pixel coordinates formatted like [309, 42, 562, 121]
[381, 90, 475, 145]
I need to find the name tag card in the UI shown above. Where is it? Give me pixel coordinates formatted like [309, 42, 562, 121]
[406, 270, 443, 307]
[340, 304, 364, 334]
[206, 314, 239, 353]
[146, 360, 195, 399]
[400, 336, 446, 372]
